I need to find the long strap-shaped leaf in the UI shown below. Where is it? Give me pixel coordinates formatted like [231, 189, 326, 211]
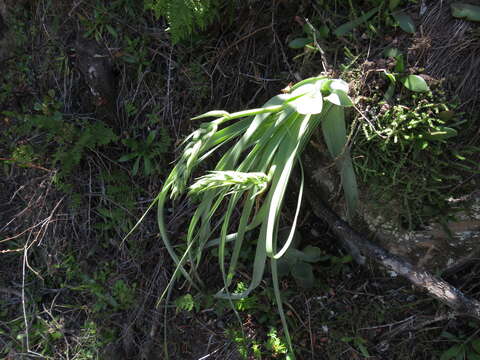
[156, 172, 200, 290]
[265, 114, 311, 258]
[321, 104, 359, 219]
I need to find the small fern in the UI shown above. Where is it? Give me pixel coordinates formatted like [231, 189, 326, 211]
[53, 122, 117, 174]
[174, 293, 198, 313]
[145, 0, 220, 43]
[14, 111, 117, 177]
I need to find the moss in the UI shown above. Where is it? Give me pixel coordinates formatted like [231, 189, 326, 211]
[352, 83, 478, 229]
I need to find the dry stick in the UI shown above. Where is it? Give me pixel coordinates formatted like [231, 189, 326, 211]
[0, 157, 52, 172]
[304, 182, 480, 319]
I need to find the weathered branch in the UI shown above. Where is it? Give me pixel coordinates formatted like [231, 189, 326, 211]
[305, 184, 480, 319]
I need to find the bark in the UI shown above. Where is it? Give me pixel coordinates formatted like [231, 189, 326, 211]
[305, 182, 480, 319]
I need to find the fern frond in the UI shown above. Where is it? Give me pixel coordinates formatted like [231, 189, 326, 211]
[146, 0, 220, 43]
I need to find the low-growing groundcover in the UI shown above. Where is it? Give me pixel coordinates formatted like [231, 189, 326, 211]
[354, 82, 478, 229]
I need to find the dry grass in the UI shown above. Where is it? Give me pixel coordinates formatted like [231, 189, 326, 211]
[415, 0, 480, 111]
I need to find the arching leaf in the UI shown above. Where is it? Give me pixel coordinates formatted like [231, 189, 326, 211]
[392, 11, 416, 33]
[401, 75, 429, 92]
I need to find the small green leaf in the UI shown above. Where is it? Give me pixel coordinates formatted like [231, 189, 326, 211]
[277, 258, 292, 277]
[175, 294, 195, 313]
[401, 75, 430, 92]
[288, 83, 323, 115]
[392, 11, 416, 33]
[118, 153, 138, 162]
[146, 130, 157, 145]
[318, 25, 330, 38]
[303, 23, 315, 36]
[98, 207, 115, 218]
[384, 83, 396, 101]
[132, 157, 140, 175]
[440, 344, 465, 360]
[328, 79, 350, 93]
[468, 352, 480, 360]
[383, 47, 402, 58]
[451, 2, 480, 22]
[288, 37, 312, 49]
[144, 157, 153, 175]
[357, 343, 370, 358]
[439, 110, 455, 121]
[284, 248, 304, 261]
[427, 127, 458, 140]
[299, 246, 322, 263]
[123, 55, 138, 64]
[394, 54, 405, 72]
[191, 110, 230, 120]
[50, 331, 63, 340]
[325, 90, 354, 107]
[441, 331, 459, 341]
[106, 24, 118, 38]
[303, 23, 330, 38]
[334, 7, 379, 36]
[384, 71, 397, 84]
[291, 262, 315, 288]
[471, 339, 480, 354]
[389, 0, 401, 11]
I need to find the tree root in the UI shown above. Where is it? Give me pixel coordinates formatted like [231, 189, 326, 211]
[305, 184, 480, 319]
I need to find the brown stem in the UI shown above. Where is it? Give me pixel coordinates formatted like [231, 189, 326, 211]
[0, 157, 52, 172]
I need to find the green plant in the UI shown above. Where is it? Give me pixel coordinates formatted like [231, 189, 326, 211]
[381, 48, 431, 101]
[265, 328, 289, 357]
[334, 0, 416, 37]
[71, 320, 116, 360]
[0, 314, 65, 357]
[3, 94, 118, 182]
[145, 0, 222, 43]
[440, 328, 480, 360]
[353, 80, 475, 228]
[58, 258, 136, 313]
[148, 76, 359, 357]
[451, 2, 480, 22]
[81, 2, 118, 41]
[277, 241, 324, 289]
[288, 20, 329, 54]
[341, 335, 370, 358]
[231, 282, 260, 312]
[229, 327, 289, 360]
[80, 0, 140, 41]
[119, 129, 170, 176]
[93, 169, 140, 238]
[121, 35, 152, 73]
[8, 144, 37, 167]
[95, 206, 133, 238]
[174, 293, 199, 313]
[229, 329, 262, 359]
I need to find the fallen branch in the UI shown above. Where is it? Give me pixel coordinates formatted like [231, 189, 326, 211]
[305, 183, 480, 319]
